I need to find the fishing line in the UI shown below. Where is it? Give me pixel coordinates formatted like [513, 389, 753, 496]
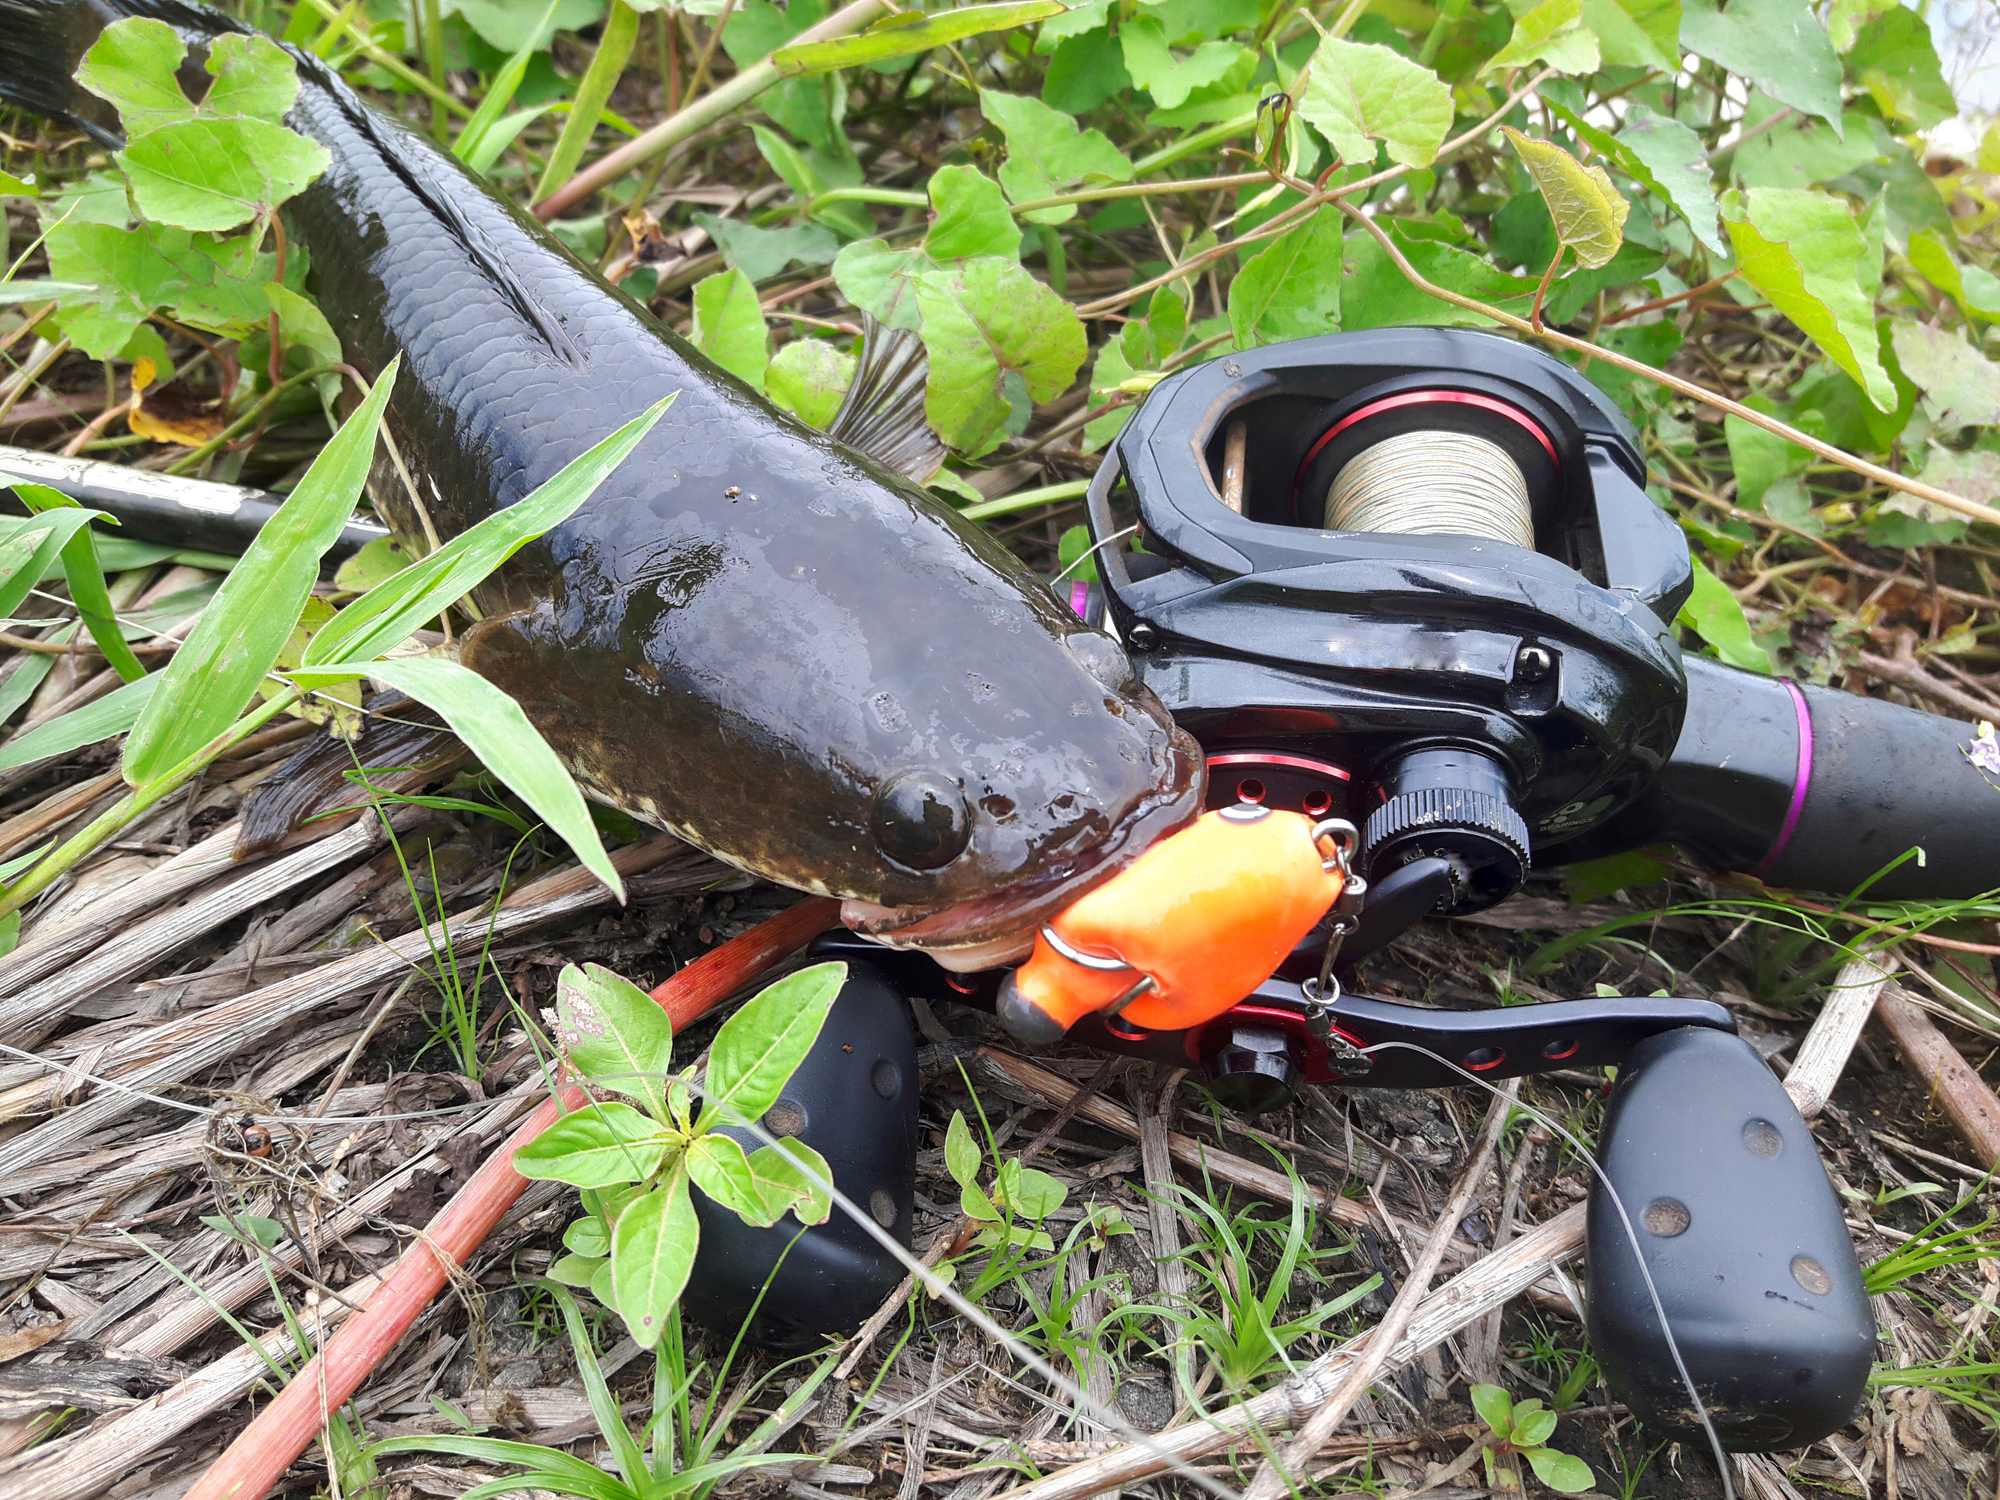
[1324, 432, 1535, 549]
[1053, 523, 1140, 585]
[1355, 1039, 1738, 1500]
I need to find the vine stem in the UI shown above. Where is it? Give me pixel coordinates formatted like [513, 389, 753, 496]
[1074, 68, 1560, 321]
[1334, 200, 2000, 531]
[0, 686, 305, 920]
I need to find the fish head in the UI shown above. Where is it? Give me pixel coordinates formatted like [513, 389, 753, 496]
[830, 611, 1207, 967]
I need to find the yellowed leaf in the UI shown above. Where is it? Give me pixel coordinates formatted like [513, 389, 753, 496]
[1503, 127, 1630, 270]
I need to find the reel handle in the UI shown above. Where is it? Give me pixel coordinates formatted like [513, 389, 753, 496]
[1572, 655, 2000, 899]
[1586, 1025, 1874, 1452]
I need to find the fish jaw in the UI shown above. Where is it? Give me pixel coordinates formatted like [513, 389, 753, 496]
[838, 721, 1206, 970]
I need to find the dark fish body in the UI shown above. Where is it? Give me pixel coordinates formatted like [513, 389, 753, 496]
[0, 0, 1201, 948]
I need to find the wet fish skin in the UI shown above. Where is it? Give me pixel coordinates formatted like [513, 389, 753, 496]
[0, 0, 1203, 936]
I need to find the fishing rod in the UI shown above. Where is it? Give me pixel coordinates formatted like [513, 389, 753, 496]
[0, 443, 390, 564]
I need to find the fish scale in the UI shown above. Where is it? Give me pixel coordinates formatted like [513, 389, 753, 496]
[0, 0, 1204, 954]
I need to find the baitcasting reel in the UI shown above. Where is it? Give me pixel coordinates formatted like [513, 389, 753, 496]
[683, 329, 2000, 1459]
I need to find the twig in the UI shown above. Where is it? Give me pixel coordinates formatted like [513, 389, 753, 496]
[1240, 1082, 1517, 1500]
[1876, 981, 2000, 1169]
[1785, 949, 1898, 1119]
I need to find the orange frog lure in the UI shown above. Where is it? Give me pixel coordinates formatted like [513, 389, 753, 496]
[997, 805, 1357, 1042]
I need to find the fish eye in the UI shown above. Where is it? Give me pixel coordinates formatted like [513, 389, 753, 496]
[1067, 631, 1135, 694]
[870, 770, 971, 870]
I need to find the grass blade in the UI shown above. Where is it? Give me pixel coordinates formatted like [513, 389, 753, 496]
[12, 482, 145, 681]
[121, 356, 399, 786]
[293, 654, 624, 899]
[0, 665, 159, 771]
[534, 0, 642, 202]
[304, 391, 677, 669]
[453, 0, 560, 169]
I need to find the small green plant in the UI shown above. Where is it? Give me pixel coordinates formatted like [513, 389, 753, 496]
[518, 960, 844, 1349]
[1864, 1196, 2000, 1295]
[937, 1103, 1071, 1300]
[1143, 1171, 1379, 1394]
[1469, 1384, 1595, 1494]
[1603, 1438, 1667, 1500]
[375, 1282, 829, 1500]
[1510, 1322, 1598, 1413]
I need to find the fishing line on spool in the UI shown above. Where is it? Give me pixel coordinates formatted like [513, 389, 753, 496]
[1323, 430, 1536, 549]
[1357, 1039, 1738, 1500]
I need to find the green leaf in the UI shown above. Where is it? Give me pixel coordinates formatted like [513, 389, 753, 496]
[0, 171, 36, 198]
[305, 392, 676, 667]
[1341, 226, 1540, 330]
[751, 1137, 832, 1225]
[1120, 21, 1252, 111]
[122, 358, 397, 785]
[612, 1171, 698, 1347]
[997, 1160, 1068, 1219]
[11, 484, 145, 682]
[1579, 0, 1678, 70]
[917, 257, 1087, 454]
[563, 1215, 610, 1256]
[1525, 1449, 1596, 1493]
[453, 0, 560, 168]
[199, 32, 309, 125]
[700, 961, 844, 1127]
[1889, 322, 2000, 431]
[443, 0, 602, 51]
[0, 671, 160, 772]
[1481, 0, 1600, 76]
[981, 91, 1133, 224]
[547, 1251, 607, 1287]
[514, 1100, 671, 1188]
[944, 1109, 981, 1188]
[43, 221, 186, 359]
[1546, 100, 1722, 257]
[687, 1132, 830, 1226]
[1681, 0, 1843, 133]
[1848, 7, 1955, 130]
[699, 216, 841, 284]
[833, 238, 927, 331]
[1905, 230, 2000, 324]
[773, 1, 1064, 74]
[333, 536, 414, 595]
[1504, 129, 1628, 271]
[1564, 847, 1672, 904]
[119, 119, 331, 233]
[318, 654, 627, 899]
[1721, 187, 1893, 412]
[766, 338, 855, 428]
[1229, 203, 1342, 350]
[925, 166, 1023, 262]
[1297, 34, 1452, 170]
[961, 1177, 1001, 1221]
[1725, 400, 1812, 507]
[0, 507, 105, 619]
[1511, 1401, 1558, 1448]
[690, 269, 770, 392]
[1037, 0, 1111, 51]
[76, 18, 196, 135]
[1470, 1384, 1514, 1437]
[1677, 559, 1769, 673]
[556, 962, 674, 1120]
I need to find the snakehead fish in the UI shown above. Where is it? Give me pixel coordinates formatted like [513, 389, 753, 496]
[0, 0, 1203, 966]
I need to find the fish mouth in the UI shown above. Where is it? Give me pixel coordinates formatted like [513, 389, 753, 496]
[841, 724, 1206, 972]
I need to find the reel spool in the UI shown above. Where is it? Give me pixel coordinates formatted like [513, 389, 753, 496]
[1289, 383, 1561, 548]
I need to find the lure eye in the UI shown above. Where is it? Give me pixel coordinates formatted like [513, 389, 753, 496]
[871, 770, 971, 870]
[1067, 631, 1135, 694]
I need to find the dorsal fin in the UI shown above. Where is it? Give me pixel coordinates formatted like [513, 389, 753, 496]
[828, 314, 947, 483]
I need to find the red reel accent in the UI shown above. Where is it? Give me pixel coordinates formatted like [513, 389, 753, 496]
[1185, 1001, 1370, 1085]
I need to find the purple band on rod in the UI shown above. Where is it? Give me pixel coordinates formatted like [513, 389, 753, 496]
[1069, 580, 1090, 618]
[1756, 679, 1814, 873]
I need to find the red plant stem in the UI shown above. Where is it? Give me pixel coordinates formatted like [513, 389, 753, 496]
[653, 894, 842, 1030]
[187, 894, 846, 1500]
